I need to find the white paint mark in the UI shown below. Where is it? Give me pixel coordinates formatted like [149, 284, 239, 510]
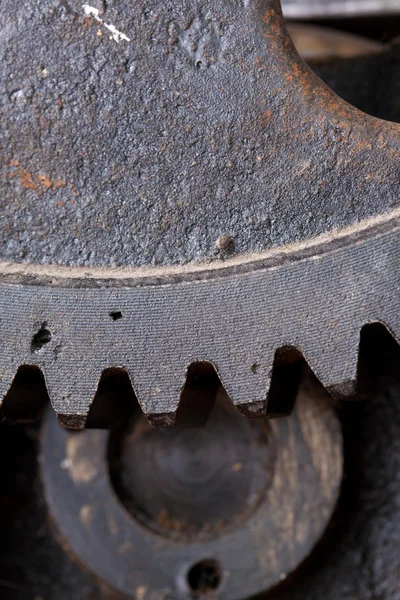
[103, 22, 130, 43]
[82, 4, 131, 43]
[83, 4, 100, 18]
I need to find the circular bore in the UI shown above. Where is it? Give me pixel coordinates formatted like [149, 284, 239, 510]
[186, 559, 222, 595]
[109, 393, 274, 541]
[41, 384, 343, 600]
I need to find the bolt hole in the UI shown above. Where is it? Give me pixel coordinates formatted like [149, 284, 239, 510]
[31, 323, 52, 353]
[186, 559, 222, 596]
[109, 311, 123, 321]
[196, 60, 203, 69]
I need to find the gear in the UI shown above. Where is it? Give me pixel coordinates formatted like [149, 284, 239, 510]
[41, 379, 343, 599]
[0, 0, 399, 427]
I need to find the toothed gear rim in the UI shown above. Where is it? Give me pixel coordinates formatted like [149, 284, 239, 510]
[1, 0, 400, 426]
[1, 211, 399, 427]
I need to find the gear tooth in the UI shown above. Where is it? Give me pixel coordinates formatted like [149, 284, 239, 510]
[133, 357, 270, 427]
[43, 362, 102, 429]
[134, 369, 187, 427]
[0, 316, 24, 406]
[325, 379, 357, 399]
[146, 412, 177, 427]
[235, 400, 268, 418]
[56, 412, 87, 429]
[302, 327, 360, 399]
[215, 357, 273, 418]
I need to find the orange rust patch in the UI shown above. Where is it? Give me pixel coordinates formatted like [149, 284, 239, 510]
[82, 16, 94, 30]
[38, 174, 53, 189]
[262, 9, 274, 24]
[14, 169, 39, 191]
[9, 164, 66, 193]
[38, 174, 66, 189]
[260, 109, 272, 127]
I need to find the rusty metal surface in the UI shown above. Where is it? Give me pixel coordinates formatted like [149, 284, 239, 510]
[41, 384, 342, 599]
[1, 0, 400, 425]
[308, 44, 400, 124]
[0, 0, 400, 269]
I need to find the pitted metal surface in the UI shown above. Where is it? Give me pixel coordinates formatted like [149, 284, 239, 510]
[1, 0, 400, 268]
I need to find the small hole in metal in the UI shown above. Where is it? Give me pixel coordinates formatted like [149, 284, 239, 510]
[31, 323, 52, 353]
[186, 559, 222, 595]
[110, 311, 123, 321]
